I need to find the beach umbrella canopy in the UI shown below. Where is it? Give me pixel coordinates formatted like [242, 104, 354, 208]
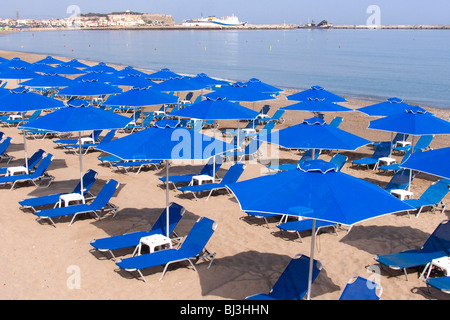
[287, 85, 347, 103]
[35, 56, 65, 65]
[171, 97, 260, 120]
[204, 82, 276, 102]
[401, 147, 450, 180]
[52, 64, 86, 75]
[152, 76, 207, 92]
[21, 73, 75, 88]
[114, 66, 148, 78]
[111, 74, 156, 88]
[258, 117, 371, 151]
[0, 87, 65, 112]
[84, 62, 117, 74]
[23, 102, 131, 193]
[226, 159, 414, 299]
[64, 59, 89, 69]
[102, 86, 178, 107]
[0, 67, 39, 80]
[146, 68, 181, 81]
[190, 73, 229, 88]
[368, 106, 450, 136]
[74, 71, 118, 83]
[96, 126, 237, 236]
[357, 97, 419, 117]
[2, 57, 33, 69]
[0, 57, 9, 64]
[281, 98, 352, 113]
[28, 63, 56, 74]
[244, 78, 283, 94]
[57, 79, 122, 97]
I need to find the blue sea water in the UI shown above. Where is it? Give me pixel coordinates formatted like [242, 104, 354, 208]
[1, 28, 449, 109]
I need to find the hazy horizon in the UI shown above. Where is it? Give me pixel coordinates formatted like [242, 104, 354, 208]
[1, 0, 450, 25]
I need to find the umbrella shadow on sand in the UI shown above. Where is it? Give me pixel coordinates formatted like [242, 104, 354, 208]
[197, 250, 340, 300]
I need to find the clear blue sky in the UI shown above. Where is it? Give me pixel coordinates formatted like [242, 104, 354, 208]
[2, 0, 449, 25]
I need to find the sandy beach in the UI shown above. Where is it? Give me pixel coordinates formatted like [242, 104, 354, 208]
[0, 49, 449, 301]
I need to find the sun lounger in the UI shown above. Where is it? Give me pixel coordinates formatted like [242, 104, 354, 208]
[394, 135, 434, 153]
[330, 153, 348, 171]
[3, 110, 41, 127]
[352, 141, 391, 170]
[34, 179, 119, 227]
[339, 276, 383, 300]
[178, 162, 245, 200]
[53, 130, 103, 147]
[19, 169, 98, 212]
[0, 149, 45, 176]
[158, 157, 223, 189]
[113, 159, 164, 174]
[90, 202, 185, 260]
[0, 153, 54, 190]
[245, 211, 284, 228]
[378, 148, 413, 173]
[276, 219, 338, 242]
[64, 129, 116, 154]
[404, 179, 450, 218]
[115, 216, 217, 282]
[384, 168, 415, 194]
[244, 254, 322, 300]
[424, 276, 450, 294]
[266, 149, 320, 172]
[328, 116, 343, 128]
[98, 155, 122, 166]
[0, 137, 13, 164]
[374, 219, 450, 280]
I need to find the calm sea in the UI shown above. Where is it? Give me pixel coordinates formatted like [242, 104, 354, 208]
[1, 29, 449, 109]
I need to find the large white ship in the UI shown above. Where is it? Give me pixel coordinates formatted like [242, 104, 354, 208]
[182, 14, 247, 27]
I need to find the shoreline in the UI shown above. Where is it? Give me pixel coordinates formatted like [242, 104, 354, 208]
[1, 48, 449, 114]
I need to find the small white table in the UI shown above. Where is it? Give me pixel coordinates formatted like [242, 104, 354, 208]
[154, 110, 165, 115]
[8, 115, 22, 120]
[80, 137, 95, 145]
[395, 141, 411, 148]
[191, 174, 214, 186]
[58, 193, 85, 207]
[256, 114, 269, 119]
[242, 128, 256, 135]
[6, 166, 28, 176]
[180, 100, 191, 105]
[378, 157, 397, 166]
[135, 234, 172, 255]
[422, 256, 450, 279]
[390, 189, 413, 200]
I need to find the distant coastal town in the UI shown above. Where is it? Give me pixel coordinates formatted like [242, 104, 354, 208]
[1, 10, 449, 31]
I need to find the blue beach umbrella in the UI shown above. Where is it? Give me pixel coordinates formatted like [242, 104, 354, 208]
[111, 74, 156, 88]
[23, 101, 131, 193]
[2, 57, 33, 69]
[52, 64, 86, 75]
[103, 86, 179, 107]
[84, 62, 117, 74]
[64, 59, 89, 69]
[21, 73, 75, 89]
[153, 119, 182, 128]
[114, 66, 148, 78]
[96, 126, 237, 236]
[204, 82, 275, 103]
[146, 68, 181, 81]
[0, 87, 65, 171]
[258, 117, 371, 153]
[35, 56, 65, 65]
[0, 67, 39, 80]
[287, 85, 347, 103]
[74, 71, 118, 83]
[244, 78, 283, 95]
[171, 97, 259, 121]
[152, 76, 207, 93]
[57, 79, 122, 97]
[357, 97, 418, 117]
[226, 159, 414, 299]
[28, 63, 56, 74]
[0, 57, 9, 64]
[190, 73, 229, 88]
[281, 98, 352, 113]
[401, 147, 450, 180]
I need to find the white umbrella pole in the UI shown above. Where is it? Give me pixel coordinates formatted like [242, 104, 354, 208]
[307, 219, 317, 300]
[79, 132, 84, 195]
[165, 159, 170, 237]
[408, 135, 415, 192]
